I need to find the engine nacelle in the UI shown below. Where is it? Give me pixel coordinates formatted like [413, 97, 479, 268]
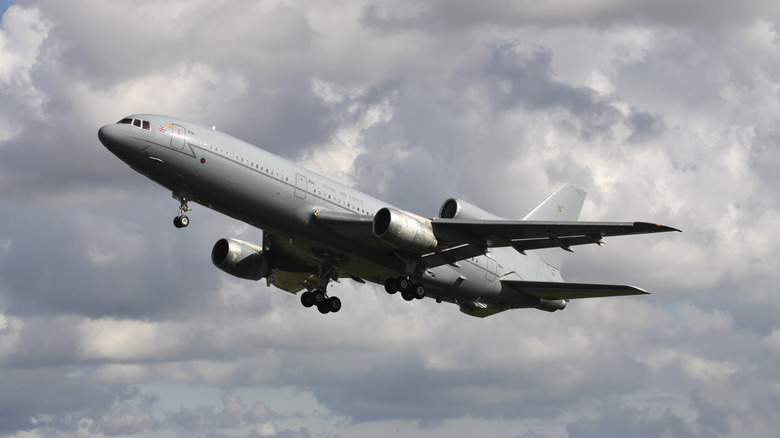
[211, 238, 271, 280]
[535, 299, 568, 312]
[373, 207, 438, 252]
[439, 198, 504, 220]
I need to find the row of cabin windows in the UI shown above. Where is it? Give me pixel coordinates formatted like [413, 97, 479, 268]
[203, 143, 372, 216]
[205, 144, 289, 181]
[118, 118, 151, 131]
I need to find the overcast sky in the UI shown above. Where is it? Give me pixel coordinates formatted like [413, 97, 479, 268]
[1, 0, 779, 437]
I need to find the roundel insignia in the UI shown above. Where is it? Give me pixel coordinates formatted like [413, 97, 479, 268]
[200, 158, 206, 164]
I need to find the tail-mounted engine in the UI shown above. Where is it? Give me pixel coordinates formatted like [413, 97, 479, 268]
[372, 207, 438, 252]
[439, 198, 504, 220]
[211, 238, 271, 280]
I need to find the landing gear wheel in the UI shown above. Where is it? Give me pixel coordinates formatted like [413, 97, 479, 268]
[301, 291, 314, 308]
[384, 278, 397, 294]
[326, 296, 341, 313]
[173, 215, 189, 228]
[401, 291, 414, 301]
[312, 290, 326, 306]
[412, 284, 426, 300]
[397, 276, 412, 292]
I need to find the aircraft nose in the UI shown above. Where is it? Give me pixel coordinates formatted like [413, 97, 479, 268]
[98, 124, 120, 151]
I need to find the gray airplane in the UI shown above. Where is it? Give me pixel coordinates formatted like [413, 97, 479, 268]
[98, 114, 679, 317]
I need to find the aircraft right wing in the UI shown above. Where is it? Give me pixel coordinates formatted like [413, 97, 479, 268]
[501, 280, 649, 300]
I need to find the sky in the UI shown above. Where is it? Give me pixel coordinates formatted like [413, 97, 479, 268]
[0, 0, 779, 437]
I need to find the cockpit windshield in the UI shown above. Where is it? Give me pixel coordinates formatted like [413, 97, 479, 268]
[118, 117, 151, 131]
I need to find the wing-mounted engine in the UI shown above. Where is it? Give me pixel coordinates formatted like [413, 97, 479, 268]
[211, 238, 271, 280]
[439, 198, 504, 220]
[372, 207, 438, 252]
[535, 299, 567, 312]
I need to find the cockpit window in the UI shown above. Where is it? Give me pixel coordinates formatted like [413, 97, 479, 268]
[117, 117, 152, 131]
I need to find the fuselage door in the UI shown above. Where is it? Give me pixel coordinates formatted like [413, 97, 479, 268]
[485, 257, 498, 282]
[295, 173, 307, 199]
[169, 123, 186, 149]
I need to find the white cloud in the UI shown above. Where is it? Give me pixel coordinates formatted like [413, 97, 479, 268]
[1, 0, 780, 437]
[0, 5, 50, 143]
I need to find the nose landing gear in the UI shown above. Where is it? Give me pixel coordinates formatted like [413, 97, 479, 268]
[173, 192, 192, 228]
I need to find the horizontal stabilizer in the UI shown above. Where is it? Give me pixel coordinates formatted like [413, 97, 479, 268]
[502, 280, 649, 300]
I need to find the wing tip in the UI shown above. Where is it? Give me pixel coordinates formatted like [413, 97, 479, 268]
[634, 222, 682, 233]
[626, 285, 651, 295]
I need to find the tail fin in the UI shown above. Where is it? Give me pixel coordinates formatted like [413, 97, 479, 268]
[523, 183, 586, 272]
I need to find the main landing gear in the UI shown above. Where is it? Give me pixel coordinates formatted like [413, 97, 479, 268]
[299, 265, 341, 314]
[173, 193, 192, 228]
[384, 276, 426, 302]
[300, 290, 341, 314]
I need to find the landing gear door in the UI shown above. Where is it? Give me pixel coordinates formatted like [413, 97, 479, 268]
[169, 123, 186, 149]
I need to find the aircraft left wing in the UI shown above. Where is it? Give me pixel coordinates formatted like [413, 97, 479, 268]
[431, 219, 680, 253]
[313, 210, 680, 267]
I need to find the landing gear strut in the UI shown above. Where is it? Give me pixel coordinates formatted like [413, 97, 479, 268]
[173, 192, 192, 228]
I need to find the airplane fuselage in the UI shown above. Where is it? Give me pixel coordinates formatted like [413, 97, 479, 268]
[98, 115, 543, 309]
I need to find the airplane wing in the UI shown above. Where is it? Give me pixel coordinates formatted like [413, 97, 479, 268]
[431, 219, 680, 253]
[501, 280, 649, 300]
[313, 210, 680, 267]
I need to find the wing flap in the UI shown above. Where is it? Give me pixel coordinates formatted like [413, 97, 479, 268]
[502, 280, 649, 300]
[420, 244, 487, 268]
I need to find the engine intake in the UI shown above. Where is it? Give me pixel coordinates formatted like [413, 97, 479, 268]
[439, 198, 504, 220]
[211, 238, 271, 280]
[373, 208, 438, 252]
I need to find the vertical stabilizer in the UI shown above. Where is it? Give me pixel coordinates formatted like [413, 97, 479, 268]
[523, 183, 586, 272]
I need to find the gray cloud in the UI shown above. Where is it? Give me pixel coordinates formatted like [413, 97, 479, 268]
[2, 0, 780, 437]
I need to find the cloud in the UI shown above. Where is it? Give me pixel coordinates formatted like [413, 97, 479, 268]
[1, 1, 780, 437]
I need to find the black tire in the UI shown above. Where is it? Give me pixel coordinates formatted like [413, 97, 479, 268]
[301, 291, 314, 308]
[179, 215, 190, 227]
[412, 284, 426, 300]
[384, 278, 397, 294]
[401, 291, 414, 301]
[397, 276, 411, 292]
[312, 290, 326, 305]
[327, 296, 341, 313]
[173, 216, 182, 228]
[318, 303, 331, 314]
